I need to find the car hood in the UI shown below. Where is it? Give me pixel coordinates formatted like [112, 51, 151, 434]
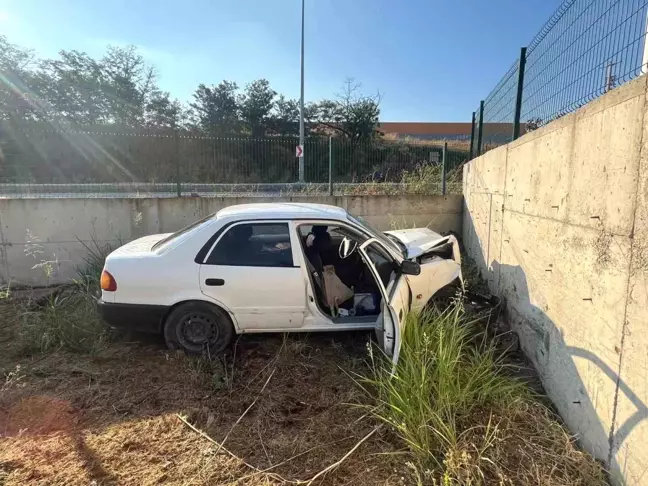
[384, 227, 451, 259]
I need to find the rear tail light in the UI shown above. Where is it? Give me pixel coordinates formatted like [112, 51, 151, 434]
[100, 270, 117, 291]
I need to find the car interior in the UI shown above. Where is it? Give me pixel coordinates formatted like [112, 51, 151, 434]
[297, 224, 395, 320]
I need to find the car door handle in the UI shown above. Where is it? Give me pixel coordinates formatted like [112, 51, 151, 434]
[205, 278, 225, 286]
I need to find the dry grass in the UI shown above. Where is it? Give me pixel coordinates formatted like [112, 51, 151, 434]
[0, 296, 606, 486]
[444, 401, 607, 486]
[0, 304, 405, 485]
[354, 306, 607, 486]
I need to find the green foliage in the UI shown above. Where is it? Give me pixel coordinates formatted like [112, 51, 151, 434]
[17, 290, 110, 355]
[356, 305, 528, 473]
[0, 34, 383, 142]
[239, 79, 277, 137]
[307, 79, 381, 142]
[16, 236, 115, 355]
[189, 81, 240, 134]
[74, 236, 119, 294]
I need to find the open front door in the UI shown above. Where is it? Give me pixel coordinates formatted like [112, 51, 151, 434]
[359, 240, 410, 364]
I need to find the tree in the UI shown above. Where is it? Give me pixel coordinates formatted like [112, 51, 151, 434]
[35, 50, 107, 125]
[239, 79, 276, 137]
[0, 35, 43, 121]
[269, 95, 299, 136]
[189, 81, 239, 134]
[309, 79, 380, 142]
[145, 90, 186, 129]
[100, 45, 159, 127]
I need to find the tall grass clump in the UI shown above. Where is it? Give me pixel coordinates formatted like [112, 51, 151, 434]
[359, 305, 527, 467]
[17, 237, 116, 355]
[400, 163, 464, 195]
[356, 304, 606, 485]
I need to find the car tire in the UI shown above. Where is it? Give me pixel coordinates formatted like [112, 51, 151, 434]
[163, 302, 234, 356]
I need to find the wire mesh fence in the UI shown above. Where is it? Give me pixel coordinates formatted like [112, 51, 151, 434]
[0, 123, 468, 198]
[471, 0, 648, 156]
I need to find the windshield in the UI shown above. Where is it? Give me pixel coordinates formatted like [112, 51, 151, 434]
[347, 214, 406, 258]
[152, 213, 216, 251]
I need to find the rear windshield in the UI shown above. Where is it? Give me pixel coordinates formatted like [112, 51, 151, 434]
[152, 213, 216, 251]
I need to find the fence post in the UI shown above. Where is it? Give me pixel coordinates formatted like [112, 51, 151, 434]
[477, 100, 484, 156]
[328, 136, 333, 196]
[469, 111, 476, 160]
[441, 141, 448, 195]
[513, 46, 527, 141]
[174, 131, 181, 197]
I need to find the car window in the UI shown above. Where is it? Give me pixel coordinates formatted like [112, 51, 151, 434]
[365, 243, 393, 288]
[152, 213, 216, 251]
[206, 223, 293, 267]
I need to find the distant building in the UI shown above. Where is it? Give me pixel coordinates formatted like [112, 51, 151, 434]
[377, 122, 472, 141]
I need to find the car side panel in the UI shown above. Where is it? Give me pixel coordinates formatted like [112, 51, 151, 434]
[199, 265, 306, 331]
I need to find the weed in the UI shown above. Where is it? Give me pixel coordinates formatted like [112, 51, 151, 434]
[74, 236, 119, 294]
[357, 305, 527, 470]
[15, 235, 115, 356]
[1, 365, 26, 393]
[180, 352, 232, 393]
[354, 304, 606, 485]
[17, 292, 110, 355]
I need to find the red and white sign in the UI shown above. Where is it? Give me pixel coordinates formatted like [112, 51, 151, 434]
[295, 145, 303, 158]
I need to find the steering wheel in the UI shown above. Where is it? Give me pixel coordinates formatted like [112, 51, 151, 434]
[338, 236, 358, 259]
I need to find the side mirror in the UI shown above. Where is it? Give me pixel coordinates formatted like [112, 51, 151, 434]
[400, 260, 421, 276]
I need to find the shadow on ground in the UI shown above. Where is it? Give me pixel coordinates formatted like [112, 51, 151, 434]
[0, 320, 404, 486]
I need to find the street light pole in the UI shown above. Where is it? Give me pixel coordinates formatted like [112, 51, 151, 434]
[298, 0, 305, 183]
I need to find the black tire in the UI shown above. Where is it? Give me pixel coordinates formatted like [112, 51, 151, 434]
[163, 302, 234, 356]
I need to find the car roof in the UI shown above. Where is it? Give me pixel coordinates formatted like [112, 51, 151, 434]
[216, 203, 349, 221]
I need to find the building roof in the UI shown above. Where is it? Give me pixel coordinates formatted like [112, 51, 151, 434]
[378, 122, 472, 136]
[217, 203, 348, 221]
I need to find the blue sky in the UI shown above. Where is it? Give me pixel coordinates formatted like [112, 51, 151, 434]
[0, 0, 562, 122]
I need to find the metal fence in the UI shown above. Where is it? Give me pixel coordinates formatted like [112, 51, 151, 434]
[0, 124, 468, 197]
[470, 0, 648, 157]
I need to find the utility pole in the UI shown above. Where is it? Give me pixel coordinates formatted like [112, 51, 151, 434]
[298, 0, 305, 183]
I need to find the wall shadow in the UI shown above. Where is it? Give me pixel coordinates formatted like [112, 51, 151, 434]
[489, 258, 647, 483]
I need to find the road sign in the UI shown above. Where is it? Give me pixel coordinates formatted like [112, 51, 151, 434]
[296, 145, 303, 158]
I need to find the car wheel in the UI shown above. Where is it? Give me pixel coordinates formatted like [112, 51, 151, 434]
[163, 302, 234, 356]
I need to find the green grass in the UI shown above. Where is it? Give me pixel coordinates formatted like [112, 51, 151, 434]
[17, 290, 110, 356]
[357, 305, 527, 471]
[353, 304, 607, 485]
[15, 237, 116, 356]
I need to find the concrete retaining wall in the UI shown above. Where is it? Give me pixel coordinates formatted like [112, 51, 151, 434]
[463, 75, 648, 485]
[0, 194, 462, 286]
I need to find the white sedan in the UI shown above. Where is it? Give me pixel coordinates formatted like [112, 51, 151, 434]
[97, 203, 462, 362]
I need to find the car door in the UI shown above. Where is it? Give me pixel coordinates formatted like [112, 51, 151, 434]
[359, 240, 410, 364]
[199, 221, 306, 331]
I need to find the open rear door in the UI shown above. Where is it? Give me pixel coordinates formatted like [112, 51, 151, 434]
[359, 240, 410, 365]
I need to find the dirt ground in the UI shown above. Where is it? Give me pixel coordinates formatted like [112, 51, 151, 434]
[0, 305, 407, 486]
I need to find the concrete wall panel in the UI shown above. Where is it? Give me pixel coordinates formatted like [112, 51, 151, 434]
[568, 94, 644, 236]
[506, 120, 574, 222]
[611, 102, 648, 485]
[0, 194, 462, 286]
[463, 75, 648, 485]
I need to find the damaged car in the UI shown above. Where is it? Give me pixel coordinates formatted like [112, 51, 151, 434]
[97, 203, 462, 363]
